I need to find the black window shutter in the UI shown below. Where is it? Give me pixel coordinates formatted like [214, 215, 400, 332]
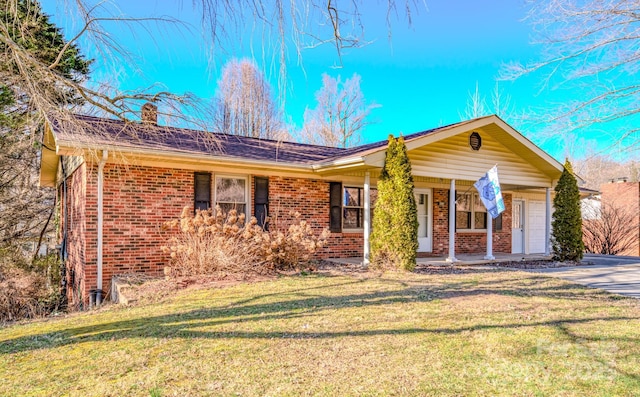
[329, 182, 342, 232]
[194, 172, 211, 211]
[254, 177, 269, 229]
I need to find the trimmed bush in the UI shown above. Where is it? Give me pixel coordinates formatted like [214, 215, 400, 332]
[552, 159, 584, 261]
[370, 135, 418, 271]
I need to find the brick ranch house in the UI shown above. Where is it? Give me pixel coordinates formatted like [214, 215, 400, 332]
[39, 110, 564, 305]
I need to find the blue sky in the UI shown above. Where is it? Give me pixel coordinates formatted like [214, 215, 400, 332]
[40, 0, 635, 161]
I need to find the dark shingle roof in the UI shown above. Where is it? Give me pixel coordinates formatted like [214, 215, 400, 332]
[52, 115, 477, 165]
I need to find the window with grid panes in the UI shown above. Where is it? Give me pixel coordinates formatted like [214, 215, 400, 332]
[215, 176, 247, 215]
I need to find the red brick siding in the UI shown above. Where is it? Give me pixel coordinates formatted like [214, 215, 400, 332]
[431, 189, 512, 255]
[60, 162, 92, 307]
[263, 179, 513, 258]
[100, 164, 193, 285]
[259, 176, 364, 258]
[63, 164, 517, 306]
[61, 163, 194, 305]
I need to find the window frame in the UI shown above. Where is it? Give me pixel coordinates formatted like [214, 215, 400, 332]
[213, 174, 250, 218]
[194, 172, 211, 212]
[341, 185, 377, 233]
[456, 192, 488, 232]
[253, 176, 269, 229]
[493, 212, 503, 232]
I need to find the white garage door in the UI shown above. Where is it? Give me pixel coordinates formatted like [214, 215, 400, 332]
[528, 201, 546, 253]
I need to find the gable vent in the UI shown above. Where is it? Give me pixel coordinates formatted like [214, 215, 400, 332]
[469, 132, 482, 151]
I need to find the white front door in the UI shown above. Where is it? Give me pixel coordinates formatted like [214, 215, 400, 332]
[415, 189, 432, 252]
[512, 200, 524, 254]
[528, 201, 546, 253]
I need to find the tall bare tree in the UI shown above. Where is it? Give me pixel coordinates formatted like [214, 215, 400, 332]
[460, 81, 516, 122]
[193, 1, 424, 92]
[460, 82, 488, 120]
[213, 59, 285, 139]
[0, 0, 425, 257]
[572, 149, 639, 189]
[299, 73, 377, 148]
[502, 0, 640, 152]
[2, 0, 426, 130]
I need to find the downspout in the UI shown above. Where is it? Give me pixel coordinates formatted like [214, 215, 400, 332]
[60, 159, 68, 303]
[545, 187, 551, 256]
[363, 172, 371, 265]
[96, 150, 108, 305]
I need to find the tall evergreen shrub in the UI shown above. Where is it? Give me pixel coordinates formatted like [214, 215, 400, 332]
[551, 159, 584, 261]
[370, 135, 418, 270]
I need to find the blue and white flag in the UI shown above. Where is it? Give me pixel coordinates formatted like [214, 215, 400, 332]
[474, 165, 505, 219]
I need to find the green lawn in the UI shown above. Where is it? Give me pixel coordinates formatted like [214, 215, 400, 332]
[1, 268, 639, 396]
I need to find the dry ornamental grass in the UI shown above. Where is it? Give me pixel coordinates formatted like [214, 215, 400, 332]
[161, 206, 330, 277]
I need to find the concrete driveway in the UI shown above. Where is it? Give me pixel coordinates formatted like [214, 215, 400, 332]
[529, 254, 640, 298]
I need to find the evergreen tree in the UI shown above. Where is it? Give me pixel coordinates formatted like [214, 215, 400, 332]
[1, 0, 90, 257]
[551, 159, 584, 261]
[370, 135, 418, 271]
[1, 0, 91, 120]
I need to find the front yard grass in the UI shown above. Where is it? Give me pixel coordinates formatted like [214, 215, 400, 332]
[1, 268, 639, 396]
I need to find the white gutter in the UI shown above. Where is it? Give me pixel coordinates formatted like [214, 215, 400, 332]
[97, 150, 108, 299]
[55, 140, 315, 172]
[312, 156, 367, 171]
[363, 172, 371, 265]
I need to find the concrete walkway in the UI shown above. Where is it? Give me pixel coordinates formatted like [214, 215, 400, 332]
[327, 253, 640, 299]
[326, 253, 551, 266]
[527, 254, 640, 299]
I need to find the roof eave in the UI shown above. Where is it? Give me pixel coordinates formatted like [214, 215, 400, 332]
[490, 117, 565, 176]
[312, 156, 368, 172]
[39, 124, 60, 187]
[55, 139, 316, 172]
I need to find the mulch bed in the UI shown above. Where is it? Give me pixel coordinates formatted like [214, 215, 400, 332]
[315, 258, 594, 276]
[490, 259, 590, 269]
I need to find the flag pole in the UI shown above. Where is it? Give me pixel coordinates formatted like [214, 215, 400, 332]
[484, 215, 495, 260]
[475, 164, 502, 261]
[484, 164, 498, 260]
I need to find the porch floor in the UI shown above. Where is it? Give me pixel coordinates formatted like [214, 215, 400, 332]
[325, 253, 552, 266]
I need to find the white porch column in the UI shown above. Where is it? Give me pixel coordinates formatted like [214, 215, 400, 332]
[446, 179, 458, 262]
[484, 215, 495, 260]
[363, 171, 371, 265]
[545, 187, 551, 256]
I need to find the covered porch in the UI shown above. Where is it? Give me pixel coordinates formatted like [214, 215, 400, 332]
[315, 115, 564, 264]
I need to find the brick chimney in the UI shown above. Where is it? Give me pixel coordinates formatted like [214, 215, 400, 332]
[141, 102, 158, 124]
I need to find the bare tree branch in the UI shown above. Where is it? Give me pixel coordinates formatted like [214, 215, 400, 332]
[213, 58, 287, 140]
[299, 73, 378, 148]
[583, 201, 638, 255]
[501, 0, 640, 150]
